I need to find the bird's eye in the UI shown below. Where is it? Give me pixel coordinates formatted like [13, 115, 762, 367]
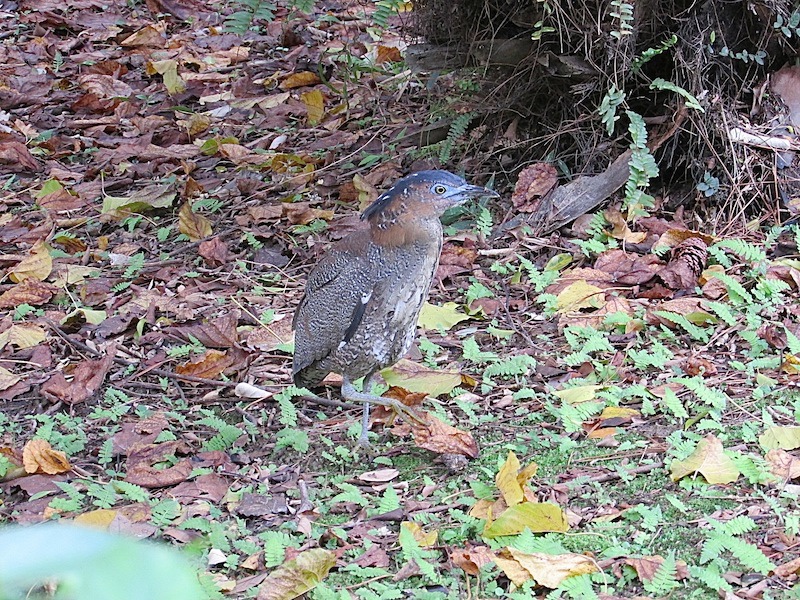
[433, 185, 447, 194]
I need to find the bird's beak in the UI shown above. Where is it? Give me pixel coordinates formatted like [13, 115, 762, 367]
[446, 184, 500, 204]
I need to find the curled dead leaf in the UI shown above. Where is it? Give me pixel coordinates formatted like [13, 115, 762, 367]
[22, 438, 71, 475]
[411, 412, 478, 458]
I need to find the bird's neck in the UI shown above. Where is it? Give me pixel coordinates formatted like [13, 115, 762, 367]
[369, 215, 443, 248]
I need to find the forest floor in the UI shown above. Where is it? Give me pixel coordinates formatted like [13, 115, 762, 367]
[2, 1, 800, 599]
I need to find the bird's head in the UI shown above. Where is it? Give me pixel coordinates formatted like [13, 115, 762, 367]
[362, 170, 499, 234]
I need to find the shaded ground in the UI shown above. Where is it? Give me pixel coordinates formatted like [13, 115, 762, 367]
[2, 1, 800, 598]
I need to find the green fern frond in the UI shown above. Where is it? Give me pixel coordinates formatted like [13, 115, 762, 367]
[439, 113, 473, 164]
[643, 551, 679, 595]
[225, 0, 277, 34]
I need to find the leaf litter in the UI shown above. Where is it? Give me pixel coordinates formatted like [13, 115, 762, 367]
[1, 0, 800, 597]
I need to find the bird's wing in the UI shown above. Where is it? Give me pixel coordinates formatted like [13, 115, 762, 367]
[292, 232, 379, 384]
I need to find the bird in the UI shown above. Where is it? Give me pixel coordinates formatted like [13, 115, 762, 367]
[292, 170, 499, 445]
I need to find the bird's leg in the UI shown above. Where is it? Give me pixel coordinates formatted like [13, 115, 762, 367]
[342, 375, 423, 447]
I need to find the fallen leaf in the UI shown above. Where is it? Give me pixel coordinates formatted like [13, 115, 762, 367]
[178, 202, 213, 241]
[279, 71, 321, 90]
[652, 228, 716, 254]
[450, 544, 496, 576]
[484, 502, 569, 537]
[765, 448, 800, 480]
[9, 240, 52, 283]
[40, 345, 117, 405]
[411, 413, 479, 458]
[380, 359, 461, 397]
[669, 434, 741, 484]
[301, 89, 324, 125]
[401, 521, 438, 547]
[605, 208, 647, 243]
[510, 549, 599, 588]
[22, 439, 71, 475]
[511, 163, 557, 212]
[74, 508, 118, 529]
[358, 468, 400, 483]
[256, 548, 336, 600]
[417, 301, 471, 331]
[176, 349, 231, 379]
[0, 278, 57, 309]
[553, 384, 602, 405]
[125, 441, 192, 488]
[774, 556, 800, 578]
[0, 323, 47, 350]
[760, 426, 800, 450]
[555, 280, 605, 312]
[147, 59, 186, 94]
[0, 367, 21, 391]
[625, 555, 688, 584]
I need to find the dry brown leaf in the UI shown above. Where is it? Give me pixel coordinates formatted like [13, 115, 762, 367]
[178, 202, 213, 241]
[125, 440, 192, 488]
[176, 349, 231, 380]
[0, 323, 47, 350]
[22, 438, 71, 475]
[0, 367, 21, 392]
[279, 71, 321, 90]
[511, 163, 557, 212]
[510, 550, 599, 589]
[450, 545, 496, 576]
[256, 548, 336, 599]
[604, 208, 647, 243]
[624, 555, 689, 584]
[173, 312, 239, 349]
[198, 237, 230, 267]
[593, 249, 662, 285]
[411, 413, 479, 458]
[0, 138, 40, 172]
[774, 556, 800, 578]
[765, 448, 800, 480]
[40, 345, 117, 405]
[376, 45, 402, 63]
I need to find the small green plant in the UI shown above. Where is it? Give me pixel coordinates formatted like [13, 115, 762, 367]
[774, 9, 800, 37]
[632, 34, 678, 71]
[697, 171, 719, 197]
[225, 0, 277, 34]
[439, 112, 473, 164]
[609, 0, 634, 38]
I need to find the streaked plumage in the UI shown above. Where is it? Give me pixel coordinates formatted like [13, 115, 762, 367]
[292, 170, 498, 443]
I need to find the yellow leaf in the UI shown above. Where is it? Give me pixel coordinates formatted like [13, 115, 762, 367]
[148, 59, 186, 94]
[669, 434, 740, 484]
[555, 280, 604, 313]
[509, 550, 598, 589]
[9, 240, 52, 282]
[178, 202, 213, 241]
[552, 384, 602, 405]
[496, 451, 524, 507]
[544, 253, 572, 272]
[484, 502, 569, 538]
[599, 406, 640, 419]
[401, 521, 438, 547]
[301, 89, 325, 125]
[22, 438, 71, 475]
[256, 548, 336, 600]
[0, 366, 21, 391]
[0, 323, 47, 350]
[759, 426, 800, 450]
[380, 359, 461, 397]
[74, 509, 118, 529]
[417, 301, 471, 331]
[494, 553, 534, 587]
